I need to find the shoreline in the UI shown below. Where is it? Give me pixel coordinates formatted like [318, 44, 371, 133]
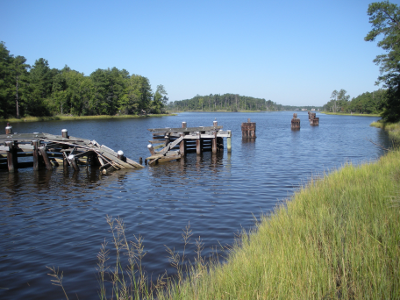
[153, 149, 400, 299]
[321, 111, 380, 117]
[0, 113, 177, 123]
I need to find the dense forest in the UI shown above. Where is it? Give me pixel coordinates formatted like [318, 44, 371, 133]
[167, 94, 320, 112]
[0, 42, 168, 119]
[168, 94, 279, 112]
[322, 88, 386, 114]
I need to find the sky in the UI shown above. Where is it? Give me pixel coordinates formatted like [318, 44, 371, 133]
[0, 0, 394, 106]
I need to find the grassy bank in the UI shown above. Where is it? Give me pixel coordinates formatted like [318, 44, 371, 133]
[371, 121, 400, 143]
[156, 150, 400, 299]
[322, 111, 380, 117]
[51, 150, 400, 299]
[1, 113, 176, 123]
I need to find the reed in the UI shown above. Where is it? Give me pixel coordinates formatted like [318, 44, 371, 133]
[371, 120, 400, 143]
[322, 112, 380, 117]
[157, 150, 400, 299]
[49, 150, 400, 299]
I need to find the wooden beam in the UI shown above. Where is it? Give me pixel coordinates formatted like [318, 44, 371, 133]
[39, 146, 53, 170]
[148, 125, 223, 133]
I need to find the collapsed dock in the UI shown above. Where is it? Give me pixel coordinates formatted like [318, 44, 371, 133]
[0, 127, 143, 174]
[146, 121, 232, 165]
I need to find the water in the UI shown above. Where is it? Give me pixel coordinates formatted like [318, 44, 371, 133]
[0, 112, 390, 299]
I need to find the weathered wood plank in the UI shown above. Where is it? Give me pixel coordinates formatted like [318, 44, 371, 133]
[148, 125, 223, 133]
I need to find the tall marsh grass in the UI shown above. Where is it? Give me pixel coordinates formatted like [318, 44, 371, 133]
[371, 121, 400, 143]
[49, 150, 400, 299]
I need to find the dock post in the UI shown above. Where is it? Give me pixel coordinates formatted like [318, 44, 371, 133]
[32, 140, 41, 171]
[61, 129, 69, 138]
[180, 134, 186, 156]
[212, 131, 217, 153]
[147, 144, 156, 156]
[68, 154, 79, 171]
[6, 141, 18, 173]
[117, 150, 126, 162]
[5, 123, 13, 135]
[196, 132, 202, 155]
[180, 121, 187, 156]
[227, 130, 232, 152]
[39, 146, 53, 170]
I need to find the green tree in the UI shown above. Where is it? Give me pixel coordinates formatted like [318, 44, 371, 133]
[0, 42, 14, 118]
[365, 1, 400, 122]
[152, 84, 168, 113]
[23, 58, 53, 116]
[11, 55, 30, 118]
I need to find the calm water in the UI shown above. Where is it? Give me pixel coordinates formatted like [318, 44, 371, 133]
[0, 112, 391, 299]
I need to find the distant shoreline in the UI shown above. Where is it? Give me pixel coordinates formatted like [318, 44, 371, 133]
[321, 111, 380, 117]
[0, 113, 177, 124]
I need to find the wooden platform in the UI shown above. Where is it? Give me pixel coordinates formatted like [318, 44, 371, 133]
[146, 121, 232, 165]
[0, 130, 143, 174]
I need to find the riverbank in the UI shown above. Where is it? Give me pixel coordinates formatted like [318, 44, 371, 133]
[152, 149, 399, 299]
[322, 111, 380, 117]
[84, 149, 400, 299]
[0, 113, 176, 123]
[371, 120, 400, 143]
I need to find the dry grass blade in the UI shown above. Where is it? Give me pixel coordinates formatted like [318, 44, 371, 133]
[46, 266, 69, 300]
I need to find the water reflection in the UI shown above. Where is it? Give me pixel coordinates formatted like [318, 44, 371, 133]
[0, 112, 392, 300]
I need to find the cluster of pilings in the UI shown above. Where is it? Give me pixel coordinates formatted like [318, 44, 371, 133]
[308, 112, 319, 126]
[291, 113, 300, 130]
[241, 119, 256, 139]
[146, 121, 232, 165]
[0, 125, 143, 174]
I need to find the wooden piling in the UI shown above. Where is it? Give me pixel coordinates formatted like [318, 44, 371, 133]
[117, 150, 126, 162]
[61, 129, 69, 138]
[68, 154, 79, 171]
[5, 124, 13, 135]
[196, 132, 202, 155]
[6, 141, 18, 172]
[241, 119, 256, 139]
[32, 140, 41, 171]
[39, 146, 53, 170]
[291, 113, 300, 130]
[308, 111, 319, 126]
[147, 144, 156, 156]
[212, 131, 217, 153]
[227, 130, 232, 152]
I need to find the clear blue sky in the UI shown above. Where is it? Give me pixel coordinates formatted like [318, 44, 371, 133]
[0, 0, 390, 106]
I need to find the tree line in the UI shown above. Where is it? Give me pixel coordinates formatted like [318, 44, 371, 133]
[323, 1, 400, 120]
[323, 88, 386, 114]
[0, 42, 168, 119]
[168, 94, 285, 112]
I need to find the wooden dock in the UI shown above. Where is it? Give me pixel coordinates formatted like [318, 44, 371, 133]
[0, 128, 143, 174]
[146, 121, 232, 165]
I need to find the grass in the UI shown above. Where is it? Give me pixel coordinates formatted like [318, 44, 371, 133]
[371, 120, 400, 143]
[49, 150, 400, 299]
[322, 111, 380, 117]
[1, 113, 176, 123]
